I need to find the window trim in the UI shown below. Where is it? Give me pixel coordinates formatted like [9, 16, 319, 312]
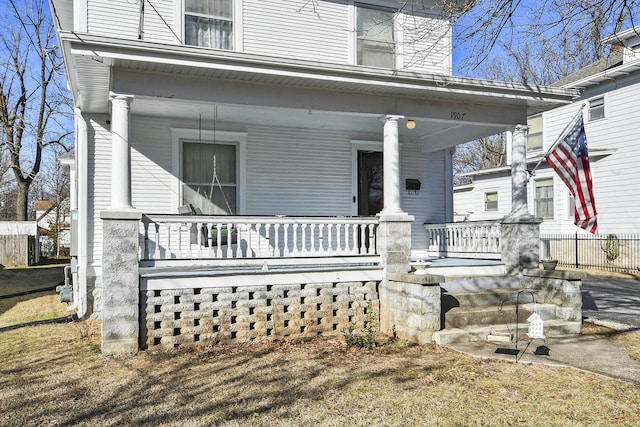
[484, 191, 498, 212]
[354, 2, 399, 69]
[534, 177, 554, 219]
[171, 128, 247, 214]
[588, 96, 605, 121]
[527, 114, 543, 152]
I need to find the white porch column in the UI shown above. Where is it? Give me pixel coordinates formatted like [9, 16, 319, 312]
[382, 114, 404, 215]
[109, 93, 134, 210]
[501, 123, 541, 274]
[510, 124, 530, 218]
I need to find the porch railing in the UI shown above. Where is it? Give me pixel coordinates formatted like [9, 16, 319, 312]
[140, 215, 379, 261]
[424, 221, 502, 259]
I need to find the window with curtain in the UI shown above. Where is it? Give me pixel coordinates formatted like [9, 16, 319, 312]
[527, 115, 543, 151]
[182, 141, 237, 214]
[357, 5, 396, 68]
[484, 191, 498, 211]
[185, 0, 233, 50]
[535, 178, 554, 219]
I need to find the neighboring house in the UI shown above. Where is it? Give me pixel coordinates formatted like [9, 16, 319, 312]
[454, 26, 640, 236]
[36, 200, 71, 256]
[50, 0, 575, 354]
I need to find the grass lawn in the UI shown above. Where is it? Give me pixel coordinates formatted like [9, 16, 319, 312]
[0, 303, 639, 426]
[1, 268, 639, 426]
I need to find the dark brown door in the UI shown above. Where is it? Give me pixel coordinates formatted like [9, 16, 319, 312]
[358, 151, 383, 216]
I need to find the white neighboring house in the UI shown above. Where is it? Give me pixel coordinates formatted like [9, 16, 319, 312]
[35, 200, 71, 256]
[454, 26, 640, 236]
[49, 0, 576, 352]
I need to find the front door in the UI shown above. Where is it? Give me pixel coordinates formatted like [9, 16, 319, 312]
[358, 150, 383, 216]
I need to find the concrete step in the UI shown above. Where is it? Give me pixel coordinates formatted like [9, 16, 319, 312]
[433, 320, 583, 346]
[444, 303, 556, 329]
[442, 288, 533, 311]
[440, 275, 521, 292]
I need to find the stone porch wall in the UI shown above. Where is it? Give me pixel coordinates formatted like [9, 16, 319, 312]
[142, 281, 379, 349]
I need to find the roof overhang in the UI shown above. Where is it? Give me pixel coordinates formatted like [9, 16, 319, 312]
[461, 148, 617, 178]
[559, 58, 640, 89]
[57, 31, 576, 115]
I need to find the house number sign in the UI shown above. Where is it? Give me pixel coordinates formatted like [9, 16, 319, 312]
[450, 112, 466, 120]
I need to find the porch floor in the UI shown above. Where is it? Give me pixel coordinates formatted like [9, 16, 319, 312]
[411, 257, 506, 278]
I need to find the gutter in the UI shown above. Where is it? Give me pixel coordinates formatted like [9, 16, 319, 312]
[58, 31, 577, 104]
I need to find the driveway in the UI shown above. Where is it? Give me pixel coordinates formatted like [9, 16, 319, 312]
[582, 275, 640, 329]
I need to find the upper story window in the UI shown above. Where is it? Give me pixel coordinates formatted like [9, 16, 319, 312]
[357, 5, 396, 68]
[185, 0, 233, 50]
[484, 191, 498, 211]
[589, 97, 605, 121]
[527, 115, 543, 152]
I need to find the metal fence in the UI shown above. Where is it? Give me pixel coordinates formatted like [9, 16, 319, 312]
[540, 233, 640, 273]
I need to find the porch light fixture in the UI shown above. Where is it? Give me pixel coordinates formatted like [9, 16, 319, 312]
[406, 119, 416, 129]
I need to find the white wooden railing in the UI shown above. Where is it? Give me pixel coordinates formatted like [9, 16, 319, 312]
[140, 215, 379, 261]
[424, 221, 502, 260]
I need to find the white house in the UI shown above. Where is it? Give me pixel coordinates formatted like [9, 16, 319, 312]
[50, 0, 576, 354]
[454, 26, 640, 236]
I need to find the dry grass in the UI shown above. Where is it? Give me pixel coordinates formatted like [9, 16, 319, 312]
[582, 321, 640, 362]
[1, 319, 639, 427]
[1, 267, 638, 426]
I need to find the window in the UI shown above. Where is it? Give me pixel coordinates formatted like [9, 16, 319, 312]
[484, 191, 498, 211]
[357, 5, 396, 68]
[182, 141, 237, 214]
[589, 97, 605, 121]
[527, 115, 543, 151]
[568, 193, 575, 218]
[185, 0, 233, 50]
[535, 178, 554, 219]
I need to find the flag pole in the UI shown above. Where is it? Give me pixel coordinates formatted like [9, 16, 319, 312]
[527, 103, 586, 178]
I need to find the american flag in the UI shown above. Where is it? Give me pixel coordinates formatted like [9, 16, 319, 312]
[546, 115, 598, 234]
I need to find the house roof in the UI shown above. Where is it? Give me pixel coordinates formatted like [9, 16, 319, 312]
[35, 200, 55, 212]
[552, 50, 624, 88]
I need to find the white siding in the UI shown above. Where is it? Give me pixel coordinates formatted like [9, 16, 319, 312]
[581, 77, 640, 234]
[246, 126, 353, 215]
[400, 14, 451, 74]
[401, 144, 448, 251]
[141, 0, 178, 44]
[87, 0, 141, 39]
[131, 117, 175, 213]
[243, 0, 351, 64]
[87, 115, 111, 266]
[84, 0, 452, 74]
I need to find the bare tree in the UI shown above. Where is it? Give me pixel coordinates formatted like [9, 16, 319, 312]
[0, 0, 72, 221]
[439, 0, 638, 73]
[453, 134, 506, 185]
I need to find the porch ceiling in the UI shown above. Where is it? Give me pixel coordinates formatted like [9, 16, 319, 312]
[131, 97, 506, 151]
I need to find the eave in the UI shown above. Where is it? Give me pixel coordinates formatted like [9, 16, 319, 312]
[57, 31, 576, 115]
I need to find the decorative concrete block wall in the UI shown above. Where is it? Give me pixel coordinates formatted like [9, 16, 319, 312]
[379, 273, 444, 344]
[142, 281, 379, 349]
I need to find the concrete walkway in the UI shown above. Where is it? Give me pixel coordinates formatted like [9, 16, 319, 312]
[447, 273, 640, 385]
[447, 335, 640, 385]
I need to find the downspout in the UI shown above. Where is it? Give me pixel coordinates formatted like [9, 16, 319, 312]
[65, 107, 89, 318]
